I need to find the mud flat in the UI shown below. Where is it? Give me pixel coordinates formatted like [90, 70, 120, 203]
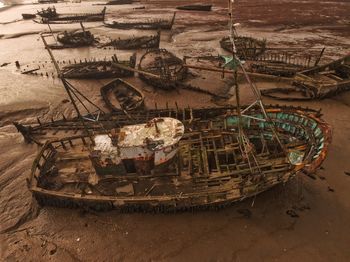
[0, 0, 350, 261]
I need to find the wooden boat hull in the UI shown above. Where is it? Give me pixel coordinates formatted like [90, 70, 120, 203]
[104, 12, 176, 30]
[27, 107, 331, 211]
[100, 78, 145, 112]
[220, 36, 266, 61]
[99, 31, 160, 50]
[61, 54, 136, 79]
[176, 4, 212, 11]
[22, 13, 36, 19]
[35, 7, 106, 24]
[262, 54, 350, 100]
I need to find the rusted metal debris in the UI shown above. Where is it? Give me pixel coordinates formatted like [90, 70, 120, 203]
[262, 53, 350, 100]
[100, 78, 145, 112]
[138, 49, 188, 90]
[25, 105, 331, 212]
[98, 31, 161, 50]
[35, 6, 106, 24]
[104, 12, 176, 30]
[176, 4, 212, 11]
[220, 36, 267, 60]
[61, 54, 136, 79]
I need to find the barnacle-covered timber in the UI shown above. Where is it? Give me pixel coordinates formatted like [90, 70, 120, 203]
[104, 12, 176, 30]
[100, 78, 145, 112]
[35, 6, 106, 24]
[220, 36, 266, 60]
[262, 54, 350, 100]
[138, 49, 188, 90]
[27, 107, 331, 211]
[61, 54, 136, 79]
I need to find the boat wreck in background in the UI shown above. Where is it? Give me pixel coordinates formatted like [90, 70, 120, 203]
[176, 4, 212, 11]
[105, 0, 133, 4]
[220, 36, 266, 60]
[62, 54, 136, 79]
[35, 6, 106, 24]
[104, 12, 176, 30]
[138, 49, 188, 90]
[100, 78, 145, 112]
[48, 25, 95, 49]
[247, 48, 325, 77]
[98, 31, 160, 50]
[262, 53, 350, 100]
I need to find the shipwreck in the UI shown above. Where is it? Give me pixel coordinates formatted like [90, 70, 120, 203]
[104, 12, 176, 30]
[35, 6, 106, 24]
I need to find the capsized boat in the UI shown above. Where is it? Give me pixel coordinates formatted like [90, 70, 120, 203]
[61, 54, 136, 79]
[104, 12, 176, 30]
[100, 78, 145, 112]
[28, 107, 331, 211]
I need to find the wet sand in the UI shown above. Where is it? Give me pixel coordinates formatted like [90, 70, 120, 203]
[1, 0, 350, 261]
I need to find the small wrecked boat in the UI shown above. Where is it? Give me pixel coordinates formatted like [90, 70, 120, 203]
[26, 105, 331, 211]
[105, 0, 133, 4]
[22, 13, 36, 19]
[35, 6, 106, 24]
[138, 48, 188, 90]
[220, 36, 266, 61]
[61, 54, 136, 79]
[98, 31, 160, 50]
[100, 78, 145, 112]
[104, 12, 176, 30]
[176, 4, 212, 11]
[262, 53, 350, 100]
[247, 48, 325, 77]
[48, 30, 95, 49]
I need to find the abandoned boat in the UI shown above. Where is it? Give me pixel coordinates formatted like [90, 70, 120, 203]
[61, 54, 136, 79]
[35, 6, 106, 24]
[98, 31, 160, 50]
[138, 49, 188, 90]
[22, 13, 36, 19]
[48, 30, 95, 49]
[176, 4, 212, 11]
[104, 12, 176, 30]
[248, 48, 325, 77]
[100, 78, 145, 112]
[220, 36, 266, 61]
[27, 105, 331, 211]
[262, 53, 350, 100]
[105, 0, 132, 4]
